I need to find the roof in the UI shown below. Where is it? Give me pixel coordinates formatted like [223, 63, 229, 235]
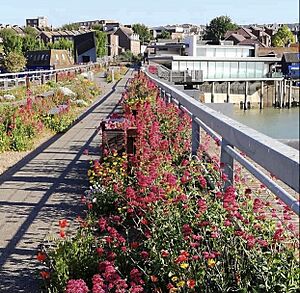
[238, 39, 265, 47]
[283, 52, 300, 63]
[118, 26, 134, 37]
[226, 33, 246, 43]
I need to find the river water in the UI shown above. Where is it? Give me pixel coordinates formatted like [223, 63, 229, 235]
[227, 107, 299, 139]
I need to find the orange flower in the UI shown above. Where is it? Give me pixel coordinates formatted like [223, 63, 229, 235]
[36, 252, 46, 262]
[151, 275, 158, 283]
[59, 219, 68, 229]
[187, 279, 196, 289]
[40, 271, 50, 279]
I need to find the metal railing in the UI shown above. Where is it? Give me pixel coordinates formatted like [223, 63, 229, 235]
[144, 69, 300, 215]
[154, 64, 203, 83]
[0, 62, 102, 90]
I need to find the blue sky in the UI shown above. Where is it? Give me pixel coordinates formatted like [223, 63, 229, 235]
[0, 0, 299, 27]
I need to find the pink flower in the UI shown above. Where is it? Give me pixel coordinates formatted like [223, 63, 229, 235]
[65, 279, 89, 293]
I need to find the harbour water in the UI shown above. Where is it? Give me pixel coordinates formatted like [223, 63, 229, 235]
[227, 107, 300, 140]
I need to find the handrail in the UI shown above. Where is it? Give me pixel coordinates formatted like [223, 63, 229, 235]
[144, 69, 300, 215]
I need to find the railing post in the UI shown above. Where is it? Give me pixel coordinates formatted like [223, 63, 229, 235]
[4, 79, 8, 90]
[166, 93, 172, 104]
[260, 81, 264, 109]
[244, 81, 248, 110]
[220, 139, 234, 189]
[192, 116, 200, 156]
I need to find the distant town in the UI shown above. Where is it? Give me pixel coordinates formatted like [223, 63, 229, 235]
[0, 16, 299, 108]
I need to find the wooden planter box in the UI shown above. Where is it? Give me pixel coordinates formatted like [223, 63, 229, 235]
[101, 118, 137, 156]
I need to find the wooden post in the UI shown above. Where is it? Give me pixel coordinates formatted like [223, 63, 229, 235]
[260, 81, 264, 109]
[244, 81, 248, 110]
[227, 82, 230, 103]
[283, 79, 287, 107]
[211, 82, 215, 103]
[25, 76, 30, 90]
[274, 80, 277, 107]
[288, 80, 292, 108]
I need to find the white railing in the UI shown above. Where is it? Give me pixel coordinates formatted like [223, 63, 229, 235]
[0, 62, 103, 90]
[144, 69, 300, 216]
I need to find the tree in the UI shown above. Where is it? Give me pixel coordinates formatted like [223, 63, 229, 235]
[132, 23, 151, 43]
[2, 51, 26, 72]
[2, 34, 23, 55]
[61, 23, 80, 30]
[160, 30, 171, 39]
[23, 26, 39, 38]
[272, 25, 295, 47]
[22, 35, 39, 53]
[95, 30, 107, 57]
[48, 38, 73, 52]
[205, 16, 238, 42]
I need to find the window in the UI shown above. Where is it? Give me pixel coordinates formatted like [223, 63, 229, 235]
[208, 62, 216, 78]
[230, 62, 238, 78]
[223, 62, 230, 78]
[56, 54, 59, 61]
[215, 62, 224, 78]
[62, 54, 65, 60]
[239, 62, 247, 78]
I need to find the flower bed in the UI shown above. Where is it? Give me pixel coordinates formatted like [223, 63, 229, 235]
[0, 76, 101, 152]
[39, 73, 299, 293]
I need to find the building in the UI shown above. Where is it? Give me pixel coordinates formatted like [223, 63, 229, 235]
[74, 19, 120, 30]
[149, 35, 281, 81]
[281, 53, 300, 79]
[147, 40, 187, 57]
[74, 32, 97, 63]
[39, 29, 92, 44]
[113, 27, 140, 55]
[26, 17, 48, 29]
[25, 49, 73, 70]
[106, 31, 119, 57]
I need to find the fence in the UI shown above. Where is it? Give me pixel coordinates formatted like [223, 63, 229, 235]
[0, 62, 103, 90]
[144, 69, 300, 216]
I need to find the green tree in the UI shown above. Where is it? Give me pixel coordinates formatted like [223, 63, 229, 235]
[23, 26, 39, 38]
[160, 30, 171, 39]
[22, 35, 39, 53]
[0, 28, 17, 39]
[272, 25, 295, 47]
[2, 34, 23, 55]
[95, 30, 107, 57]
[91, 24, 103, 31]
[205, 15, 238, 41]
[2, 51, 26, 72]
[48, 38, 73, 52]
[61, 23, 80, 30]
[132, 23, 151, 43]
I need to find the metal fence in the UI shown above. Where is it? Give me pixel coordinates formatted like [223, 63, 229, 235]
[144, 69, 300, 216]
[0, 62, 103, 90]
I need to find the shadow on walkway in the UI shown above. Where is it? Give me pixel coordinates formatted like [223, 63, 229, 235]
[0, 77, 125, 292]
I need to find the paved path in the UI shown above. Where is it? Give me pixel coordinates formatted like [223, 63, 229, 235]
[0, 70, 133, 292]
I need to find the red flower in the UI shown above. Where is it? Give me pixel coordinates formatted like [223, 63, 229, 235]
[59, 230, 66, 238]
[37, 252, 46, 262]
[187, 279, 196, 289]
[40, 271, 50, 279]
[161, 250, 169, 257]
[130, 242, 140, 249]
[59, 219, 68, 229]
